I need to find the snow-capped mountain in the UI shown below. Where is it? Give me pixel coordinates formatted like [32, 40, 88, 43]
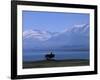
[23, 29, 54, 41]
[23, 24, 89, 50]
[61, 24, 89, 35]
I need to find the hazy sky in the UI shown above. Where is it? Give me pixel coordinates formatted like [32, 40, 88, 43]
[22, 11, 89, 32]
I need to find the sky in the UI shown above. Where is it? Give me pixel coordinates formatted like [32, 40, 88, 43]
[22, 11, 89, 32]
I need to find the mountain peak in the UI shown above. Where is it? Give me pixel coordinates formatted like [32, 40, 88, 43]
[23, 24, 89, 50]
[23, 23, 89, 41]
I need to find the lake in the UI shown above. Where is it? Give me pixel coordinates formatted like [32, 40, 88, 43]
[23, 50, 89, 62]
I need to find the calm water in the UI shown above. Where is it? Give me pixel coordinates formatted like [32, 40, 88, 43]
[23, 50, 89, 61]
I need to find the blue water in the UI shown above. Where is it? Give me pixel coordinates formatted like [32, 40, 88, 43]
[23, 50, 89, 61]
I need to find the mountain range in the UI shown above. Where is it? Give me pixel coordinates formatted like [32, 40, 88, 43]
[23, 24, 89, 51]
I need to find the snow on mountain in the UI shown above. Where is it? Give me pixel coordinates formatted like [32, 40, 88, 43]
[23, 29, 54, 41]
[72, 24, 89, 33]
[61, 24, 89, 34]
[46, 24, 89, 47]
[23, 24, 89, 50]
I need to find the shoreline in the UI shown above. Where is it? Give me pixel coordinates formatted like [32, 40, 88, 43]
[23, 59, 89, 69]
